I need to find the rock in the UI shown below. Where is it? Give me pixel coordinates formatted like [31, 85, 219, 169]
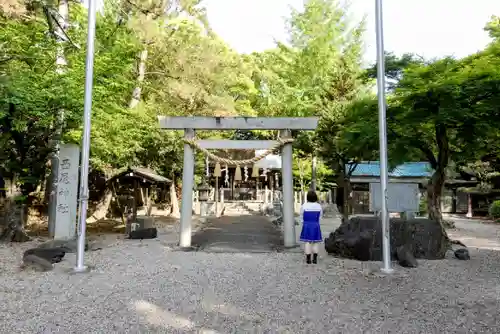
[324, 230, 373, 261]
[37, 238, 89, 253]
[271, 216, 283, 226]
[454, 248, 470, 260]
[21, 254, 53, 272]
[271, 216, 300, 226]
[396, 245, 418, 268]
[128, 227, 158, 240]
[24, 247, 66, 263]
[324, 215, 449, 261]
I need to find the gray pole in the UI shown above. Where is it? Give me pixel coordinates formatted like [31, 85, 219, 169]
[281, 129, 296, 248]
[73, 0, 97, 273]
[179, 128, 195, 248]
[375, 0, 393, 273]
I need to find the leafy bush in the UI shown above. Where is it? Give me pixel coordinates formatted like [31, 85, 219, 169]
[489, 200, 500, 219]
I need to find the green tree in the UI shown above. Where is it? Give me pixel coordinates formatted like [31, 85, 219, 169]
[251, 0, 366, 193]
[1, 0, 260, 232]
[0, 8, 84, 239]
[485, 15, 500, 39]
[316, 97, 379, 219]
[342, 38, 500, 229]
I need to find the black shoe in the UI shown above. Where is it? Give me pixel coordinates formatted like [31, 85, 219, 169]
[306, 254, 312, 264]
[312, 253, 318, 264]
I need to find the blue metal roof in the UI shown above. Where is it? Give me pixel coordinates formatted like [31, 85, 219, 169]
[348, 161, 433, 178]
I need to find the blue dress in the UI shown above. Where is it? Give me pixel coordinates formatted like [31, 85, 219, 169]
[299, 207, 323, 243]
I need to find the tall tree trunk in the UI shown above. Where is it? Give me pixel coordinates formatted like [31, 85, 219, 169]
[299, 161, 305, 200]
[86, 187, 113, 223]
[129, 48, 148, 108]
[428, 123, 454, 229]
[426, 167, 457, 255]
[337, 173, 351, 222]
[0, 177, 30, 242]
[427, 169, 445, 224]
[427, 167, 455, 229]
[311, 155, 317, 191]
[170, 175, 180, 217]
[47, 0, 69, 236]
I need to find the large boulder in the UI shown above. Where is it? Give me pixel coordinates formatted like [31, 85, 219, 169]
[324, 215, 449, 261]
[24, 247, 67, 263]
[37, 238, 88, 253]
[454, 248, 470, 260]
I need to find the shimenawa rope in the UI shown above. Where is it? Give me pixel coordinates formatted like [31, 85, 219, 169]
[182, 137, 294, 165]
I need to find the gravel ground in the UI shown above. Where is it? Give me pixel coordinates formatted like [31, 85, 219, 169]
[2, 219, 500, 333]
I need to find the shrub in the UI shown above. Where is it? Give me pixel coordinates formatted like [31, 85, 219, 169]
[488, 200, 500, 219]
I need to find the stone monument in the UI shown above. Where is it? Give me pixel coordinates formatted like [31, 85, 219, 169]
[54, 144, 80, 240]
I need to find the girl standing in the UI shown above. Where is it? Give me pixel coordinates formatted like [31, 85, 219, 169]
[299, 190, 323, 264]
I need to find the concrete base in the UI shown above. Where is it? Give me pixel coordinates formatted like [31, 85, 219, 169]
[178, 246, 199, 252]
[281, 244, 300, 250]
[69, 265, 94, 274]
[380, 267, 395, 274]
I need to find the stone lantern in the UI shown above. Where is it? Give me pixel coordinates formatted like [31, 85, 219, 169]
[197, 181, 212, 219]
[197, 181, 211, 202]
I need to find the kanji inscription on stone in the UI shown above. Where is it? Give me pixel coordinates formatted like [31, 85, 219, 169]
[54, 144, 80, 239]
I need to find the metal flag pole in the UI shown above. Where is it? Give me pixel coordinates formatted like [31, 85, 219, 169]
[375, 0, 393, 274]
[73, 0, 97, 273]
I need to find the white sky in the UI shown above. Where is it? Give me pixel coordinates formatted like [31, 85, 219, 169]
[204, 0, 500, 63]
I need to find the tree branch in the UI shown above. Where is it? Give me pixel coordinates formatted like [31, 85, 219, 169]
[388, 117, 438, 169]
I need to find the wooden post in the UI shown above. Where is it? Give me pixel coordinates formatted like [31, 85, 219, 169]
[132, 179, 138, 221]
[146, 186, 154, 216]
[231, 173, 235, 200]
[220, 187, 224, 216]
[180, 128, 195, 247]
[256, 178, 259, 201]
[269, 174, 274, 201]
[451, 188, 457, 213]
[215, 176, 219, 217]
[466, 193, 473, 218]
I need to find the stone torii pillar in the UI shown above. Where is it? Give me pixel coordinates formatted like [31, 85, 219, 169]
[180, 128, 195, 247]
[280, 129, 294, 247]
[158, 116, 319, 248]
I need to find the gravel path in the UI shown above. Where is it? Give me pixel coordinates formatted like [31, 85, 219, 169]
[191, 215, 282, 253]
[1, 218, 500, 333]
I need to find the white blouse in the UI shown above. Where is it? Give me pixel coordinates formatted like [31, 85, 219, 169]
[300, 202, 323, 223]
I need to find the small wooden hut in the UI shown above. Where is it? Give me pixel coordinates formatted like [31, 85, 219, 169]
[107, 167, 171, 222]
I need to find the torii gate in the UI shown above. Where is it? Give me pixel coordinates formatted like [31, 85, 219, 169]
[158, 116, 319, 248]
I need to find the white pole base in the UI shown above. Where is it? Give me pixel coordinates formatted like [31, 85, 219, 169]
[380, 267, 394, 274]
[71, 265, 91, 274]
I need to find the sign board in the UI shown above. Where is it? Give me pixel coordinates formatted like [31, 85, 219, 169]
[54, 144, 80, 239]
[369, 182, 419, 212]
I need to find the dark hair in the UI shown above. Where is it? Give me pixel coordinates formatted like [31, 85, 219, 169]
[306, 190, 318, 203]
